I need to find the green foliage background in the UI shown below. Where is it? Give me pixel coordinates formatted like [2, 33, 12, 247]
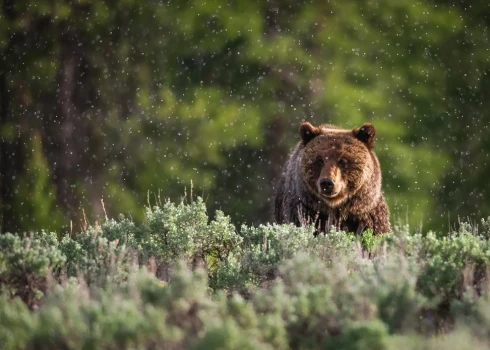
[1, 0, 489, 232]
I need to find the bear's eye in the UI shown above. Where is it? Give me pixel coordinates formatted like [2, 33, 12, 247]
[315, 158, 324, 167]
[338, 159, 348, 168]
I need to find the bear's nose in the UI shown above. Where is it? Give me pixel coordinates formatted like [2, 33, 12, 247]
[319, 178, 335, 193]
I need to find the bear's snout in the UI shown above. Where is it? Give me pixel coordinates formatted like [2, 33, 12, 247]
[319, 178, 335, 195]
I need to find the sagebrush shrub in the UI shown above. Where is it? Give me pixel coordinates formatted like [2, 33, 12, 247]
[0, 231, 65, 307]
[3, 198, 490, 349]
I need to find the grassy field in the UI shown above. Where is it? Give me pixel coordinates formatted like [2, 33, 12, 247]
[2, 197, 490, 349]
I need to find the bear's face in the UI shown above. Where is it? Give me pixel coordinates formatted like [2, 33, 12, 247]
[300, 122, 376, 208]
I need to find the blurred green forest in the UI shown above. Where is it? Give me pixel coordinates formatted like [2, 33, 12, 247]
[1, 0, 489, 233]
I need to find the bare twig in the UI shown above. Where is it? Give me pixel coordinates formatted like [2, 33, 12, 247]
[101, 198, 108, 220]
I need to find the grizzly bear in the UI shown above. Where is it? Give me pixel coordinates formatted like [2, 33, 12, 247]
[273, 122, 391, 235]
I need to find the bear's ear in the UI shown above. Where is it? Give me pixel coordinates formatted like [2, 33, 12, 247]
[353, 123, 376, 149]
[300, 122, 322, 144]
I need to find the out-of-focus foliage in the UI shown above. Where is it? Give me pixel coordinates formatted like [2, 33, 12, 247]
[3, 198, 490, 348]
[1, 1, 489, 231]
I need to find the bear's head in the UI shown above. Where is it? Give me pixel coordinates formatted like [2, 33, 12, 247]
[299, 122, 378, 208]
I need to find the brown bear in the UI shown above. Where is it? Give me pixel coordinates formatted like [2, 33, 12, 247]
[273, 122, 391, 235]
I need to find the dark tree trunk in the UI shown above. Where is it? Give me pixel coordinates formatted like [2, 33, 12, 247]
[0, 72, 27, 234]
[42, 23, 102, 224]
[0, 0, 25, 233]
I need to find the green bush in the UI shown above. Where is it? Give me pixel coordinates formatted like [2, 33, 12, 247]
[0, 231, 66, 307]
[2, 197, 490, 349]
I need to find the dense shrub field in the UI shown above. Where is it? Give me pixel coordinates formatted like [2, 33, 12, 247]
[2, 197, 490, 349]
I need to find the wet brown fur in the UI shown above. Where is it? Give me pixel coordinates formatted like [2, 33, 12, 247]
[273, 122, 391, 235]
